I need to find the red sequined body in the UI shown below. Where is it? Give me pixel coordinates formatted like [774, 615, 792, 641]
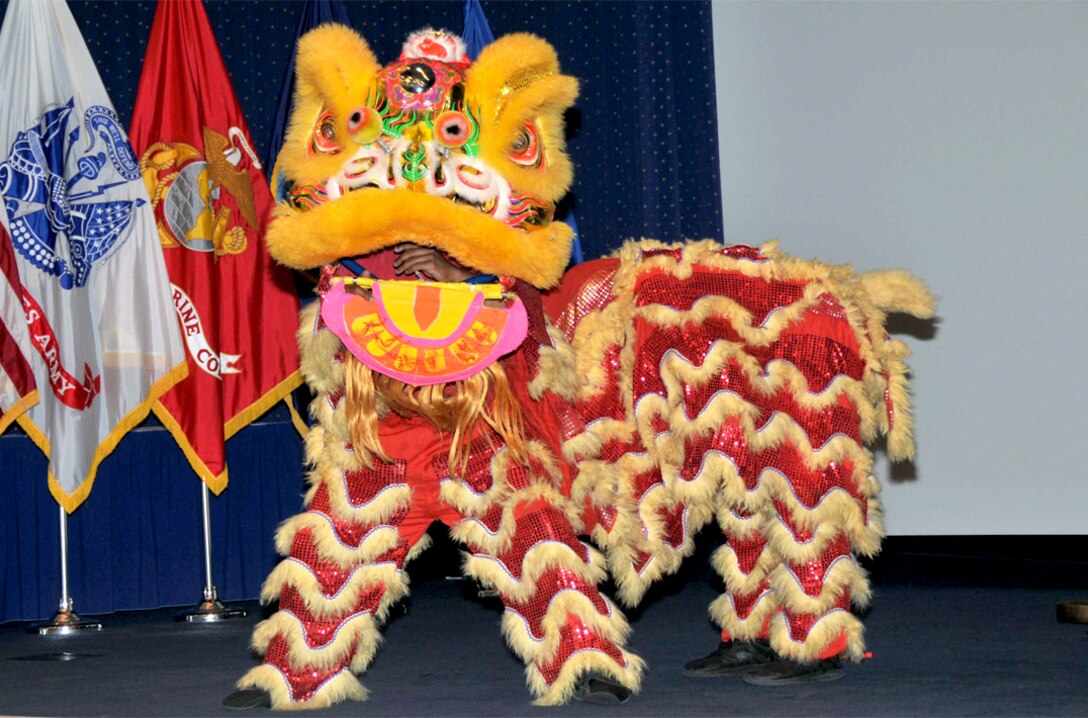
[548, 243, 888, 661]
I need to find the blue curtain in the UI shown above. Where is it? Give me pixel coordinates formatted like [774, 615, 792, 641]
[0, 0, 722, 624]
[1, 408, 304, 623]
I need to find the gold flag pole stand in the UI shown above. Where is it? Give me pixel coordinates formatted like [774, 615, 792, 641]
[28, 506, 102, 635]
[175, 484, 248, 622]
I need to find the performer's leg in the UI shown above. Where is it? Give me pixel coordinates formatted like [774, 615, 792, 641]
[228, 417, 441, 710]
[742, 434, 878, 684]
[742, 494, 870, 685]
[706, 323, 878, 685]
[737, 310, 879, 682]
[462, 499, 643, 705]
[440, 435, 643, 705]
[684, 505, 779, 676]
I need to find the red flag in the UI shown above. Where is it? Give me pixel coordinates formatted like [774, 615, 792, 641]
[0, 223, 38, 433]
[129, 0, 303, 493]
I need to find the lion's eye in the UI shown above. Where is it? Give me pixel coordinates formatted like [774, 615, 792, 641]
[435, 111, 471, 148]
[311, 111, 340, 154]
[508, 122, 541, 167]
[347, 106, 383, 145]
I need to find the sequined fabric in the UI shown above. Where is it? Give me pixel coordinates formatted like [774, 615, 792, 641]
[565, 242, 887, 659]
[476, 506, 591, 582]
[634, 268, 806, 324]
[534, 618, 629, 686]
[433, 430, 504, 495]
[502, 565, 611, 641]
[264, 635, 351, 703]
[548, 264, 618, 343]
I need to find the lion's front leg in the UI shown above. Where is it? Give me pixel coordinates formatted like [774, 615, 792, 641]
[233, 432, 416, 709]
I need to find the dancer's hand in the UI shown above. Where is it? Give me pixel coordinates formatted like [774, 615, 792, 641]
[392, 244, 474, 282]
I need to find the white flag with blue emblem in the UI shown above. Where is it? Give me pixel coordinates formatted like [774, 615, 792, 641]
[0, 0, 187, 511]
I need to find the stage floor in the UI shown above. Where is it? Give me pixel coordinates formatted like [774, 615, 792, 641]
[1, 574, 1085, 717]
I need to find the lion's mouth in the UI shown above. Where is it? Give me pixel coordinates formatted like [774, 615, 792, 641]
[449, 193, 498, 214]
[285, 142, 551, 230]
[290, 178, 505, 219]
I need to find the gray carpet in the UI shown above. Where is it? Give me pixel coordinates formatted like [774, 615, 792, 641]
[2, 575, 1086, 717]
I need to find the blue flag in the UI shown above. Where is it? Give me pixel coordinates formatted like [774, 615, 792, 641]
[462, 0, 584, 265]
[565, 210, 584, 265]
[267, 0, 351, 187]
[462, 0, 495, 59]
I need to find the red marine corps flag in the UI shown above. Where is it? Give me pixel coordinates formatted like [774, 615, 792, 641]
[129, 0, 303, 493]
[0, 0, 188, 510]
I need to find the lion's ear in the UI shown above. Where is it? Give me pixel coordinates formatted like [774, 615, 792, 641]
[281, 24, 381, 184]
[466, 34, 580, 201]
[294, 23, 381, 114]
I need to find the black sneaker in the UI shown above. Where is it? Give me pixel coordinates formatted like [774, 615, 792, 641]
[742, 656, 844, 685]
[572, 672, 632, 705]
[682, 639, 776, 677]
[221, 688, 272, 710]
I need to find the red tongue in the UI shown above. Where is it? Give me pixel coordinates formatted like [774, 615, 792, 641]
[412, 284, 441, 331]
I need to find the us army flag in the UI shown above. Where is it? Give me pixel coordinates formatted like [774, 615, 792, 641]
[0, 0, 188, 511]
[129, 0, 302, 493]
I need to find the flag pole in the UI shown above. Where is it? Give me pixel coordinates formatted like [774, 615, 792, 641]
[176, 483, 247, 622]
[27, 506, 102, 635]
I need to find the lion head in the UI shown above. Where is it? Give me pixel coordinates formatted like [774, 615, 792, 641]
[268, 25, 579, 289]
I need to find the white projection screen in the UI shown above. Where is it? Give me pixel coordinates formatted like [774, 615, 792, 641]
[711, 1, 1088, 535]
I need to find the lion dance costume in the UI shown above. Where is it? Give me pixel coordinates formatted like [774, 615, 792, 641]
[230, 23, 933, 710]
